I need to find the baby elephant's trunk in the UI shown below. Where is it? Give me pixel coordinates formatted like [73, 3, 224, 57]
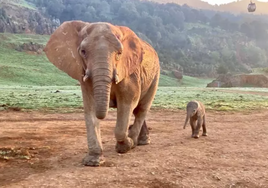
[183, 114, 189, 129]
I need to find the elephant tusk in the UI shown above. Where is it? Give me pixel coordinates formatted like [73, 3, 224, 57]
[115, 53, 121, 61]
[115, 74, 119, 84]
[83, 75, 89, 82]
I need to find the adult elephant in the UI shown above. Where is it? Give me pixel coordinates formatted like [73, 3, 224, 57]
[44, 21, 160, 166]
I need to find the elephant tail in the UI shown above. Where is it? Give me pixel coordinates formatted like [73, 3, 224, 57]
[183, 114, 189, 129]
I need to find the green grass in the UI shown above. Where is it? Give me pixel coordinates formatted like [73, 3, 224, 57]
[159, 74, 181, 86]
[0, 33, 49, 45]
[154, 87, 268, 111]
[0, 86, 83, 111]
[1, 86, 268, 112]
[180, 76, 212, 87]
[159, 74, 212, 87]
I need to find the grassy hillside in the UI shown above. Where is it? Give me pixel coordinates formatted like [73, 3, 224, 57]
[0, 33, 77, 86]
[0, 33, 212, 87]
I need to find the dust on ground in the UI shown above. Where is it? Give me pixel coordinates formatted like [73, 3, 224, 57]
[0, 109, 268, 188]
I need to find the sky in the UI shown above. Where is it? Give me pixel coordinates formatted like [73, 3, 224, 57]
[202, 0, 268, 5]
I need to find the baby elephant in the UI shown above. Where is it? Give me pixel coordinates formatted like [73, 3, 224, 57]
[183, 100, 207, 138]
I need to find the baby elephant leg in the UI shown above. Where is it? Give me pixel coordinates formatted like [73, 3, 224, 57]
[190, 118, 196, 138]
[202, 115, 207, 136]
[193, 117, 203, 139]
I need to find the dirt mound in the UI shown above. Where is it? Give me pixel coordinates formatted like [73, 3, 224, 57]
[207, 73, 268, 88]
[15, 42, 44, 54]
[0, 1, 59, 34]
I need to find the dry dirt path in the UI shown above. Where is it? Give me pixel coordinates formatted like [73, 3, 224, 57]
[0, 110, 268, 188]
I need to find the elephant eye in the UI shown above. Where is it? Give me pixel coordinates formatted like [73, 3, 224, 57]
[81, 50, 86, 56]
[80, 49, 87, 58]
[115, 51, 122, 61]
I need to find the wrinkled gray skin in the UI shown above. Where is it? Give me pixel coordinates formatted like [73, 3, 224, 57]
[44, 21, 160, 166]
[183, 100, 207, 138]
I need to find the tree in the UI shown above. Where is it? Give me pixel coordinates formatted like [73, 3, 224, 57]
[217, 64, 228, 74]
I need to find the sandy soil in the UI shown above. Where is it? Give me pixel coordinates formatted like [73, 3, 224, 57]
[0, 109, 268, 188]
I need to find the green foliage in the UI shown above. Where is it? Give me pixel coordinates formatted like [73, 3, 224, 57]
[217, 64, 228, 74]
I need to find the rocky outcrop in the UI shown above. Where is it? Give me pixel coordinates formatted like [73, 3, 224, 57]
[207, 73, 268, 88]
[0, 1, 60, 34]
[172, 70, 183, 80]
[15, 42, 44, 54]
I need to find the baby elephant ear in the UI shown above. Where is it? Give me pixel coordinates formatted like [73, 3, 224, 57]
[115, 26, 143, 83]
[44, 21, 87, 81]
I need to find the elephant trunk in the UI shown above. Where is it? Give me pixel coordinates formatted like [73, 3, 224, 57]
[183, 114, 189, 129]
[92, 59, 113, 120]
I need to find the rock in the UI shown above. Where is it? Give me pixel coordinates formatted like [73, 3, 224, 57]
[207, 80, 221, 87]
[15, 42, 44, 53]
[172, 70, 183, 80]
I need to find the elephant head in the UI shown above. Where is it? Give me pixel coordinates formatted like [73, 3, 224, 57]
[44, 21, 143, 119]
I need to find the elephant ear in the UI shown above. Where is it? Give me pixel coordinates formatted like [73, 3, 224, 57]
[44, 21, 87, 81]
[115, 26, 143, 83]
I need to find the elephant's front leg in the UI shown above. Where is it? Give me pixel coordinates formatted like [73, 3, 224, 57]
[80, 82, 104, 166]
[114, 103, 135, 153]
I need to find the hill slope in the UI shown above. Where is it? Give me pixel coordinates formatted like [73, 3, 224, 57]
[0, 33, 212, 87]
[0, 33, 78, 86]
[0, 0, 58, 34]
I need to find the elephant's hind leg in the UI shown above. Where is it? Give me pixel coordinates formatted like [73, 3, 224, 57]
[129, 120, 150, 146]
[138, 120, 150, 145]
[128, 107, 150, 147]
[128, 75, 159, 146]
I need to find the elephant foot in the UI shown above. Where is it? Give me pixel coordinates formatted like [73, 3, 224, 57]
[202, 132, 208, 136]
[193, 134, 199, 139]
[82, 153, 105, 167]
[138, 135, 150, 145]
[116, 137, 134, 154]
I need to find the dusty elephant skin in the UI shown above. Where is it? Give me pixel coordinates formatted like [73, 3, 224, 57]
[43, 21, 160, 166]
[183, 100, 207, 138]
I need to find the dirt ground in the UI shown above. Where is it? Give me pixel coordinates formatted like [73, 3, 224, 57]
[0, 109, 268, 188]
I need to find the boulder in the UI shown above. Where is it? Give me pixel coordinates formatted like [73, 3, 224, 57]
[172, 70, 183, 80]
